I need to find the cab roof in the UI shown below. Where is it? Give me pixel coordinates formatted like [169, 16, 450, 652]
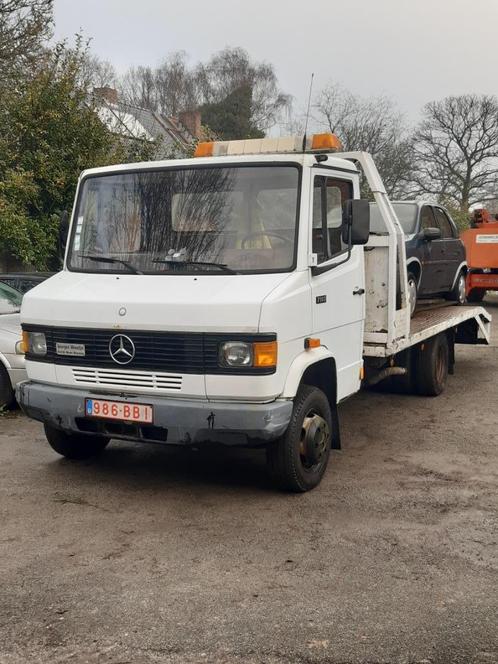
[79, 152, 359, 180]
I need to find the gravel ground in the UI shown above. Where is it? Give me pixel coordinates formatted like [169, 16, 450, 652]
[0, 297, 497, 664]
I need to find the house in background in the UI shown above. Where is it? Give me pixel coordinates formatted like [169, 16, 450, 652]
[93, 87, 203, 156]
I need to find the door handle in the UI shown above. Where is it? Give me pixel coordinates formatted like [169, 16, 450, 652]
[353, 288, 365, 295]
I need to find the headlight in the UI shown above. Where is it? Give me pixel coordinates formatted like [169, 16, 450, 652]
[23, 331, 47, 356]
[219, 341, 253, 367]
[218, 340, 277, 369]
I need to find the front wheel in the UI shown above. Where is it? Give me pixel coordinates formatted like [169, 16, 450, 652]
[44, 424, 110, 460]
[267, 385, 332, 492]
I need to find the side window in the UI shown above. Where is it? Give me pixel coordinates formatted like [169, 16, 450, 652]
[433, 207, 454, 238]
[312, 176, 351, 265]
[420, 205, 436, 230]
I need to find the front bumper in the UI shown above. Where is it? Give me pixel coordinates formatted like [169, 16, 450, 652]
[16, 381, 293, 446]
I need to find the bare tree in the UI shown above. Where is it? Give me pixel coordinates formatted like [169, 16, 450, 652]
[121, 53, 198, 115]
[120, 47, 289, 133]
[314, 83, 413, 197]
[410, 95, 498, 210]
[0, 0, 53, 80]
[154, 51, 198, 117]
[81, 53, 117, 90]
[121, 65, 158, 111]
[195, 47, 290, 132]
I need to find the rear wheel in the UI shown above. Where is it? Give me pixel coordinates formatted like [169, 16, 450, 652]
[448, 271, 466, 305]
[414, 333, 449, 396]
[467, 288, 485, 303]
[0, 364, 14, 410]
[267, 385, 332, 492]
[44, 424, 110, 460]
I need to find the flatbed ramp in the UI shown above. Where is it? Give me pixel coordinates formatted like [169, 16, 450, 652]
[364, 304, 491, 357]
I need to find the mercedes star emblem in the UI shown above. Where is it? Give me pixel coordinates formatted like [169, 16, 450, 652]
[109, 334, 135, 365]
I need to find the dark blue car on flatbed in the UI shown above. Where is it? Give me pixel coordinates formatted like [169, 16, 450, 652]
[370, 201, 467, 315]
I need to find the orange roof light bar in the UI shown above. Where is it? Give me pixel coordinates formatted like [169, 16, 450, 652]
[193, 133, 342, 158]
[194, 142, 215, 158]
[311, 133, 343, 152]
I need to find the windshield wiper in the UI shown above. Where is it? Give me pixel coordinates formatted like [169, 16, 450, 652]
[152, 259, 238, 274]
[80, 254, 143, 275]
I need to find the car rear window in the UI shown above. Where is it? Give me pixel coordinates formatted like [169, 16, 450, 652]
[370, 203, 418, 235]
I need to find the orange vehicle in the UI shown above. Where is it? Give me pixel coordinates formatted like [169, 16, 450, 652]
[461, 208, 498, 302]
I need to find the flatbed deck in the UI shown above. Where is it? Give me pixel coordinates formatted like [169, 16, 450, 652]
[363, 303, 491, 357]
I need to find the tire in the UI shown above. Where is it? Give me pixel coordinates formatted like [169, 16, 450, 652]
[467, 288, 485, 303]
[44, 424, 109, 460]
[407, 271, 418, 317]
[448, 270, 466, 305]
[414, 333, 449, 397]
[0, 363, 14, 410]
[267, 385, 332, 492]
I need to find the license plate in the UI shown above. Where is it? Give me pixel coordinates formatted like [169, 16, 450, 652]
[85, 398, 153, 424]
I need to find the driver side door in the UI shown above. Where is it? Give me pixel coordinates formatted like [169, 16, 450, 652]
[310, 173, 364, 401]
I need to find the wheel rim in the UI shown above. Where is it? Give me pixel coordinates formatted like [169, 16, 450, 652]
[458, 275, 466, 304]
[408, 277, 417, 315]
[435, 345, 447, 386]
[299, 409, 330, 472]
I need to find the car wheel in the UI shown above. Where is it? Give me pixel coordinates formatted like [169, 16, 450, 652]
[44, 424, 110, 460]
[267, 385, 332, 492]
[467, 288, 485, 303]
[407, 272, 418, 317]
[448, 271, 466, 305]
[0, 363, 14, 410]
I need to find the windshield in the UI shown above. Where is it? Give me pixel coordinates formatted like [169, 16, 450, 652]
[369, 202, 418, 235]
[0, 282, 22, 314]
[68, 165, 300, 274]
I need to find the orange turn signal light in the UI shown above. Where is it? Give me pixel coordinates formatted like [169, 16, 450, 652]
[311, 133, 343, 152]
[304, 337, 321, 350]
[194, 142, 215, 157]
[253, 341, 278, 368]
[21, 330, 29, 354]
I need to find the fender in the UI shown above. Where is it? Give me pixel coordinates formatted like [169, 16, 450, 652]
[282, 347, 341, 449]
[0, 350, 11, 371]
[450, 261, 468, 289]
[282, 346, 335, 399]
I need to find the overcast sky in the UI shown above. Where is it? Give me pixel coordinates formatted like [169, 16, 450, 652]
[54, 0, 498, 126]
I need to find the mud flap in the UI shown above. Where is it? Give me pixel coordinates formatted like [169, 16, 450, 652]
[331, 402, 341, 450]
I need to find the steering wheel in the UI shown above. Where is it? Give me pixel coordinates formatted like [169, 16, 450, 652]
[240, 231, 292, 249]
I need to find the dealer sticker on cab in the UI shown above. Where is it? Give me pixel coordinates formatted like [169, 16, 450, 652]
[56, 343, 86, 356]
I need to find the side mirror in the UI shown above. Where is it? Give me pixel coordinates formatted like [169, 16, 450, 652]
[342, 199, 370, 246]
[421, 227, 441, 241]
[59, 210, 69, 254]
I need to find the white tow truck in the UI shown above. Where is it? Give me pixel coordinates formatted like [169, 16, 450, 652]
[17, 133, 491, 491]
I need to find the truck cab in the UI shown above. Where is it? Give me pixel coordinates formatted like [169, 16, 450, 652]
[17, 134, 490, 492]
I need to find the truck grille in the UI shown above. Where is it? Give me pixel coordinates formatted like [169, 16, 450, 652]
[72, 368, 183, 391]
[23, 326, 277, 375]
